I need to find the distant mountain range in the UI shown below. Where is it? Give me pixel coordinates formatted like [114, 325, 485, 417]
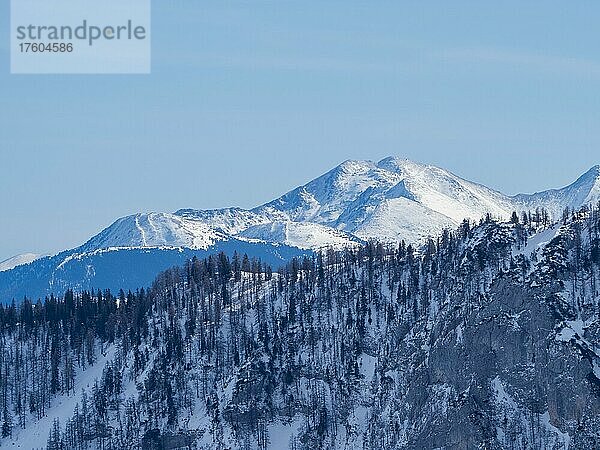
[2, 157, 599, 301]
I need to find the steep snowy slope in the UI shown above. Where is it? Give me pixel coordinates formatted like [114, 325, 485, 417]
[352, 197, 457, 244]
[80, 212, 228, 252]
[376, 157, 514, 222]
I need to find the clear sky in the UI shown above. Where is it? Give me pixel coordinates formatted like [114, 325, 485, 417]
[1, 1, 599, 260]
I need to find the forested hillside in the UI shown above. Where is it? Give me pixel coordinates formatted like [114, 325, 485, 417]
[1, 206, 600, 449]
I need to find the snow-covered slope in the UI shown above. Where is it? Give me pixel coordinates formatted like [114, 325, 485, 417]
[80, 212, 228, 252]
[255, 159, 401, 225]
[0, 253, 41, 272]
[376, 157, 514, 222]
[352, 196, 457, 244]
[238, 221, 362, 250]
[175, 207, 269, 235]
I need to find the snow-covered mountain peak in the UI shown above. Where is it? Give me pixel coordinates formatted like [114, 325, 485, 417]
[175, 158, 600, 247]
[571, 164, 600, 198]
[336, 158, 375, 174]
[301, 159, 386, 202]
[587, 164, 600, 199]
[578, 164, 600, 178]
[576, 165, 600, 195]
[376, 155, 427, 172]
[256, 159, 400, 226]
[556, 164, 600, 193]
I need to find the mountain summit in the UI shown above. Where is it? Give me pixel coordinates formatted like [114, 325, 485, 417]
[1, 158, 599, 300]
[177, 157, 600, 245]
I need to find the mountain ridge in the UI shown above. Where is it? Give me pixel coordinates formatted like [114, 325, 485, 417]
[170, 157, 600, 247]
[8, 157, 600, 259]
[1, 157, 599, 301]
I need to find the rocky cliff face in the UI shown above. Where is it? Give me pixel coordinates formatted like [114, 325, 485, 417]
[377, 278, 598, 449]
[364, 215, 600, 449]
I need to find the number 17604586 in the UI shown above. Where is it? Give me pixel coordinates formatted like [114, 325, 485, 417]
[19, 42, 73, 53]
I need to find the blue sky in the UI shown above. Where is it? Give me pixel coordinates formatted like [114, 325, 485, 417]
[1, 1, 599, 260]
